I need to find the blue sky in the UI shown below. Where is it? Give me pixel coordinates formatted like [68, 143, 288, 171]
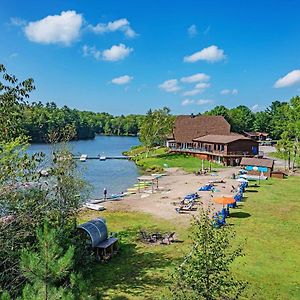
[1, 0, 300, 115]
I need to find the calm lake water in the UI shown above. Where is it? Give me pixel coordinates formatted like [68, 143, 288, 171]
[28, 136, 140, 198]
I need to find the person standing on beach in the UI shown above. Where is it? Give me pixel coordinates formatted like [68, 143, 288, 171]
[103, 188, 107, 200]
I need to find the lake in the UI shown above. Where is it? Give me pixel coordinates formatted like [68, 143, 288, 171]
[28, 136, 140, 198]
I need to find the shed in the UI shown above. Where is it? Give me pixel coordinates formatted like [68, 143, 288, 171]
[78, 218, 119, 261]
[240, 157, 274, 177]
[271, 171, 288, 179]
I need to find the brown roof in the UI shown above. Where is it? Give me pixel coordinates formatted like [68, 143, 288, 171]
[173, 115, 231, 143]
[240, 157, 274, 168]
[244, 131, 269, 137]
[193, 134, 253, 144]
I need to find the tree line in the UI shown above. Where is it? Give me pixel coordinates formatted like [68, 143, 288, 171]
[20, 99, 299, 144]
[22, 102, 144, 143]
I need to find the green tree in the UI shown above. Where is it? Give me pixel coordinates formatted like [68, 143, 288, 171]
[19, 223, 75, 300]
[228, 105, 255, 133]
[252, 111, 271, 133]
[204, 105, 231, 123]
[139, 107, 174, 155]
[172, 205, 245, 300]
[0, 64, 35, 142]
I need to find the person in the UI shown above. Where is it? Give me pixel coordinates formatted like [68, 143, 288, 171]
[103, 188, 107, 200]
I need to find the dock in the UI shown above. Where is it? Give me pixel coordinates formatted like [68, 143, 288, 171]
[73, 155, 133, 160]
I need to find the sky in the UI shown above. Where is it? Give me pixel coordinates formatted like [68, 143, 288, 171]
[1, 0, 300, 115]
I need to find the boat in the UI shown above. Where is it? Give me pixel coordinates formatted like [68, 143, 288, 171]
[80, 154, 88, 162]
[84, 203, 105, 211]
[240, 174, 267, 181]
[99, 156, 106, 161]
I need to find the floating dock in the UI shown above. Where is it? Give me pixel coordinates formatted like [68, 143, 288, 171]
[73, 155, 132, 160]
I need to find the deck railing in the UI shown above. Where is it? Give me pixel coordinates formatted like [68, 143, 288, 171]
[169, 147, 253, 157]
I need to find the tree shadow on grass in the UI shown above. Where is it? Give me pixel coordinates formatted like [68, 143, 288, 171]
[90, 228, 182, 299]
[230, 212, 251, 218]
[245, 190, 258, 193]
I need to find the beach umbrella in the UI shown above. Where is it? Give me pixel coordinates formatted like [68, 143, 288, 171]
[213, 196, 235, 205]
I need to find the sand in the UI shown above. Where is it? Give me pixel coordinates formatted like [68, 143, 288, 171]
[101, 167, 241, 225]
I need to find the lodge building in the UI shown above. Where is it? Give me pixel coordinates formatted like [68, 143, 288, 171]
[167, 115, 259, 166]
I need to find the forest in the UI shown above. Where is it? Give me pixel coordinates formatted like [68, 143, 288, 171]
[21, 99, 295, 143]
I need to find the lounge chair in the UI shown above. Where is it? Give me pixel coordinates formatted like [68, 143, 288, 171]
[198, 184, 214, 191]
[175, 202, 196, 213]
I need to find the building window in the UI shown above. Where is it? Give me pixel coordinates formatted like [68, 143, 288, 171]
[221, 145, 224, 151]
[214, 144, 217, 150]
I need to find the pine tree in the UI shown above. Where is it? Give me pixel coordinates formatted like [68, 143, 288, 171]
[19, 223, 75, 300]
[172, 204, 246, 300]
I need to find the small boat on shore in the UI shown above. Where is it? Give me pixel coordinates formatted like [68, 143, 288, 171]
[84, 203, 105, 211]
[99, 156, 106, 161]
[80, 154, 88, 162]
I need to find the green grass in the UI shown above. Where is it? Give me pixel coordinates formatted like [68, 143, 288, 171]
[79, 176, 300, 299]
[126, 146, 223, 173]
[231, 177, 300, 299]
[78, 210, 190, 299]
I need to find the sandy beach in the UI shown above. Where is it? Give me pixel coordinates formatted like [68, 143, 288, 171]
[101, 167, 240, 225]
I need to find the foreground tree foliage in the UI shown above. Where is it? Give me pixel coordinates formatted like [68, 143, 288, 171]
[172, 205, 246, 300]
[0, 65, 90, 297]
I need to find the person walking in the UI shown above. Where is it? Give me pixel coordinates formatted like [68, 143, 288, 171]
[103, 187, 107, 200]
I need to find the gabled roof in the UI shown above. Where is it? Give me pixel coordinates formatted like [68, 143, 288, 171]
[240, 157, 274, 168]
[173, 115, 231, 143]
[193, 134, 253, 144]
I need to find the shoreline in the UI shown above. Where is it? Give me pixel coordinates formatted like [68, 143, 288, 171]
[93, 166, 239, 225]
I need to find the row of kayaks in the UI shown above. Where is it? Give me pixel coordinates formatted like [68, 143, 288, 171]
[84, 173, 167, 211]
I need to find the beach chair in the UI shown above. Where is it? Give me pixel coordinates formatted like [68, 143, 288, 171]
[198, 184, 213, 191]
[175, 202, 196, 213]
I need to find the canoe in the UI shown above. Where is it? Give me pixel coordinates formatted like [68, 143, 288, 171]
[84, 203, 105, 211]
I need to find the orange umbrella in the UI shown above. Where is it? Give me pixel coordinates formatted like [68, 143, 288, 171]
[213, 196, 235, 205]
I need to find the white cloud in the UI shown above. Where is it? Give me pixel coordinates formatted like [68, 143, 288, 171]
[159, 79, 181, 93]
[182, 99, 194, 106]
[184, 45, 226, 63]
[102, 44, 133, 61]
[251, 104, 259, 112]
[182, 89, 203, 96]
[220, 89, 238, 95]
[180, 73, 210, 83]
[187, 24, 197, 37]
[203, 25, 211, 35]
[182, 82, 210, 96]
[89, 18, 137, 38]
[274, 70, 300, 88]
[195, 82, 210, 89]
[9, 53, 18, 58]
[83, 44, 132, 62]
[24, 11, 83, 45]
[10, 17, 27, 26]
[82, 45, 101, 60]
[196, 99, 213, 105]
[111, 75, 133, 85]
[181, 98, 213, 106]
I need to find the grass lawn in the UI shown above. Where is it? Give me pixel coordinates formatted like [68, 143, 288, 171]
[79, 176, 300, 299]
[231, 176, 300, 300]
[78, 211, 190, 299]
[126, 146, 223, 172]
